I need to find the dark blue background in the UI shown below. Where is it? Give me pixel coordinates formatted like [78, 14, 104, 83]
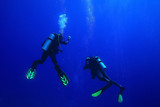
[0, 0, 160, 107]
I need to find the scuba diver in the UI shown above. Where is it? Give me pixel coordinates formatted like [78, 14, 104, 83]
[25, 33, 71, 86]
[83, 56, 125, 103]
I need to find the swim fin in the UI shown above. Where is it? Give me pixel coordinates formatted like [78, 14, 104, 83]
[118, 87, 125, 103]
[92, 83, 112, 97]
[25, 68, 36, 79]
[58, 72, 70, 86]
[92, 89, 103, 97]
[118, 93, 123, 103]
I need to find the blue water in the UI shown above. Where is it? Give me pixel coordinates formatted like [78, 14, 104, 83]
[0, 0, 160, 107]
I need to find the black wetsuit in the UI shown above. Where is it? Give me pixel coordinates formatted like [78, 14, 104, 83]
[83, 56, 124, 94]
[31, 33, 69, 74]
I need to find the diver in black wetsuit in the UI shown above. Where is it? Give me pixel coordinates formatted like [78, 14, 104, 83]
[26, 33, 71, 86]
[83, 56, 125, 103]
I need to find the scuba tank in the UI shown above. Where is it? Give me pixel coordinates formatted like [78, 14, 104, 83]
[95, 56, 107, 71]
[41, 34, 55, 51]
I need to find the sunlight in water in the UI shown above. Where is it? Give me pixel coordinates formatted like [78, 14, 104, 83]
[86, 0, 95, 29]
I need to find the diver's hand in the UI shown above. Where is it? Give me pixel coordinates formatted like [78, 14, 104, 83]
[68, 36, 71, 40]
[59, 49, 63, 53]
[92, 76, 95, 79]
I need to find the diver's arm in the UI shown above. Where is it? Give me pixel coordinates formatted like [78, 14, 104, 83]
[60, 36, 71, 45]
[91, 74, 96, 79]
[83, 66, 88, 70]
[91, 70, 96, 79]
[83, 64, 90, 70]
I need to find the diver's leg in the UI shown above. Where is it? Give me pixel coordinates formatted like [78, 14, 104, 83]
[96, 70, 111, 83]
[110, 80, 123, 88]
[110, 80, 125, 94]
[91, 70, 112, 97]
[26, 52, 48, 79]
[102, 72, 125, 102]
[96, 70, 113, 87]
[49, 54, 69, 86]
[31, 52, 48, 69]
[103, 72, 125, 90]
[101, 71, 125, 102]
[111, 80, 125, 103]
[49, 54, 63, 74]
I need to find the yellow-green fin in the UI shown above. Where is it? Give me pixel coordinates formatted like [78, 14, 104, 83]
[118, 94, 123, 103]
[25, 68, 36, 80]
[92, 90, 102, 97]
[60, 75, 69, 86]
